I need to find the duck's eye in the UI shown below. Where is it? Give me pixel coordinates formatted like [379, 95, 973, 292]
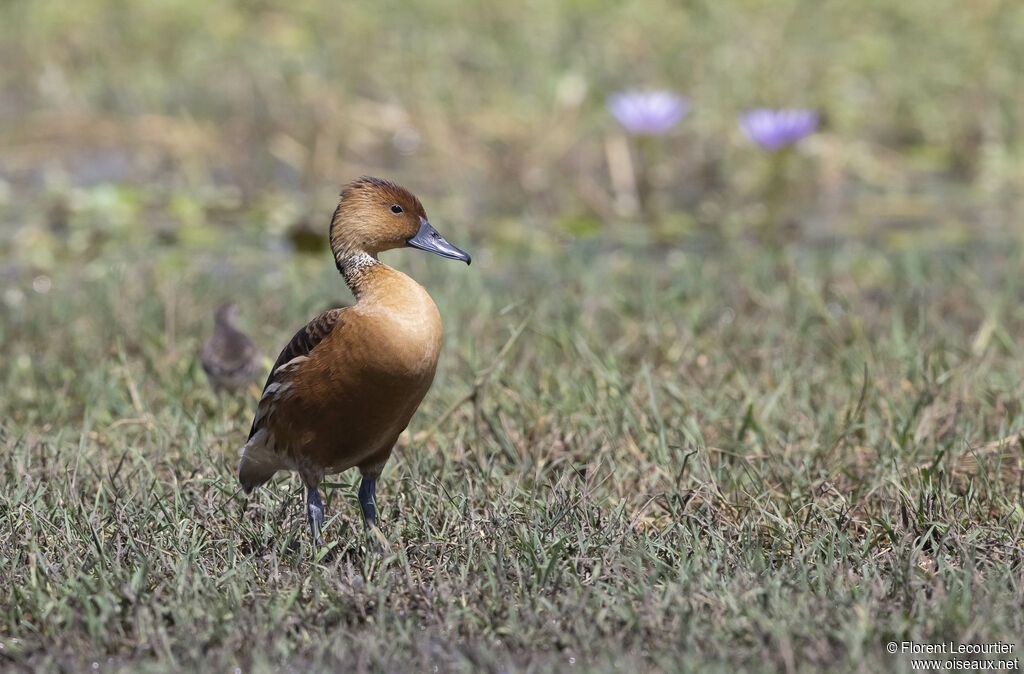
[390, 204, 403, 214]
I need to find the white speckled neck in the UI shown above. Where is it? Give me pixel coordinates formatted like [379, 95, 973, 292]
[337, 250, 382, 298]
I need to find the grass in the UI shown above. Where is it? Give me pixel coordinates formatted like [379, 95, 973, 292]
[2, 233, 1024, 672]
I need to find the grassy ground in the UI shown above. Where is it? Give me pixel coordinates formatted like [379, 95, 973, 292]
[2, 232, 1024, 672]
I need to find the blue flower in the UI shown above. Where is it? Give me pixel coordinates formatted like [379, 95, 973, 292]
[739, 108, 818, 151]
[608, 91, 689, 135]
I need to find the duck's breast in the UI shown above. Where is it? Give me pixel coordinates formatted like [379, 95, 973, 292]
[277, 269, 443, 474]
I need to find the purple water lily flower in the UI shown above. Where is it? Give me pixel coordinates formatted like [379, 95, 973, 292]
[608, 91, 689, 135]
[740, 108, 818, 151]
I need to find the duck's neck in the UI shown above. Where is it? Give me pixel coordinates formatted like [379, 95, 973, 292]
[336, 249, 382, 300]
[335, 248, 437, 323]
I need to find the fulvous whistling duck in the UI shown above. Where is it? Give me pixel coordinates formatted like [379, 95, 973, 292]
[238, 177, 470, 544]
[201, 303, 263, 393]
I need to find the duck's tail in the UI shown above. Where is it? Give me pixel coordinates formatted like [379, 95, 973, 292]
[237, 429, 281, 493]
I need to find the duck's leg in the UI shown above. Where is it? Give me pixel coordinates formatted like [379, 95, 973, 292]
[358, 452, 392, 548]
[357, 474, 378, 529]
[304, 484, 325, 546]
[358, 471, 390, 550]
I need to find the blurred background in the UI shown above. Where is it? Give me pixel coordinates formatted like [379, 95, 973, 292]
[1, 0, 1022, 268]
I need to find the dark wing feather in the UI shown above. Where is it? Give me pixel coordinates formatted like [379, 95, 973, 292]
[247, 307, 347, 440]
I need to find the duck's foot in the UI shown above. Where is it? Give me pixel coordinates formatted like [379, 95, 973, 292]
[306, 485, 325, 546]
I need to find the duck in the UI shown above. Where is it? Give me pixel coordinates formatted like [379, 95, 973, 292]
[238, 176, 470, 544]
[201, 302, 264, 393]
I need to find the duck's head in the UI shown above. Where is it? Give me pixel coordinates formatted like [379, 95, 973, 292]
[329, 176, 471, 267]
[214, 302, 241, 329]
